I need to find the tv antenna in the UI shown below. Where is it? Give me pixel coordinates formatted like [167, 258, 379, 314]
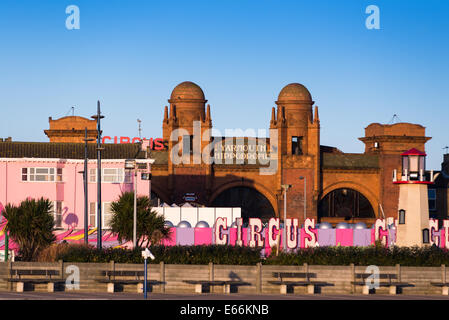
[137, 119, 142, 139]
[65, 106, 75, 117]
[388, 114, 402, 124]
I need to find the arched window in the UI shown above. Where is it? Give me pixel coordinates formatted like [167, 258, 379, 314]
[318, 188, 375, 219]
[211, 186, 275, 224]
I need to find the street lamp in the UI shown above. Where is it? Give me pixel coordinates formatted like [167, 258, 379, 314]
[125, 159, 137, 248]
[299, 176, 307, 222]
[82, 128, 95, 245]
[141, 248, 155, 299]
[281, 184, 292, 251]
[91, 101, 105, 250]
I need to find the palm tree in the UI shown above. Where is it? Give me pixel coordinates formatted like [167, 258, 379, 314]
[2, 198, 56, 261]
[109, 192, 171, 248]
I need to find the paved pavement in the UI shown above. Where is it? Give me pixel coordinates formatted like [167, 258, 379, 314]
[0, 291, 448, 300]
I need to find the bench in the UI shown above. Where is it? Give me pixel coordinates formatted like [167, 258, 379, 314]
[268, 270, 327, 294]
[430, 265, 449, 295]
[6, 268, 64, 292]
[183, 280, 250, 294]
[351, 264, 412, 295]
[97, 270, 163, 293]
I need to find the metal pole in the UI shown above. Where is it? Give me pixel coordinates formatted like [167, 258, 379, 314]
[144, 257, 147, 299]
[304, 177, 307, 222]
[4, 231, 8, 262]
[93, 101, 103, 250]
[283, 189, 287, 251]
[134, 170, 137, 248]
[149, 174, 152, 207]
[84, 128, 89, 245]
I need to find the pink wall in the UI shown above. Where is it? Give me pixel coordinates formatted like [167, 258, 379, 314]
[0, 159, 152, 231]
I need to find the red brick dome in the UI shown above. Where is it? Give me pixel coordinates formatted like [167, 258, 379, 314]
[170, 81, 205, 101]
[277, 83, 312, 102]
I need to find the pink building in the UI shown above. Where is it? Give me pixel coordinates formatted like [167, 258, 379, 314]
[0, 141, 154, 232]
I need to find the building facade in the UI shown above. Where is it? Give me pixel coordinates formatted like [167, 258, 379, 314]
[1, 81, 447, 229]
[0, 142, 153, 231]
[148, 81, 446, 226]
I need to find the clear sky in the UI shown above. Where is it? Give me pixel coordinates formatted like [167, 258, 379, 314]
[0, 0, 448, 169]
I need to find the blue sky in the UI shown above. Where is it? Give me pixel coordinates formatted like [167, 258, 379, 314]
[0, 0, 448, 169]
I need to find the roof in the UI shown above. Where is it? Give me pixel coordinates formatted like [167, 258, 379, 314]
[0, 142, 147, 159]
[277, 83, 312, 102]
[169, 81, 206, 101]
[151, 150, 169, 165]
[401, 148, 426, 156]
[322, 153, 379, 170]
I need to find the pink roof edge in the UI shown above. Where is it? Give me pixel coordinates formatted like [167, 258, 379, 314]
[401, 148, 426, 156]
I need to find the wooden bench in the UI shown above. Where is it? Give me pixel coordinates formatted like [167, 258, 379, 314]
[351, 264, 411, 295]
[6, 268, 64, 292]
[97, 270, 163, 293]
[183, 280, 250, 294]
[430, 265, 449, 295]
[268, 264, 328, 294]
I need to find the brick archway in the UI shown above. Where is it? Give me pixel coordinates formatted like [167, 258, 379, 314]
[320, 181, 380, 219]
[209, 180, 278, 220]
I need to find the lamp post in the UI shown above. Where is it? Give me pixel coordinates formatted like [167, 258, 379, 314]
[83, 128, 95, 245]
[299, 176, 307, 222]
[281, 184, 292, 251]
[91, 101, 105, 249]
[125, 159, 137, 248]
[148, 173, 152, 207]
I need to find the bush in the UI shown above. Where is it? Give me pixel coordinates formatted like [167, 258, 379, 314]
[3, 198, 56, 261]
[56, 245, 263, 265]
[264, 243, 449, 266]
[53, 243, 449, 266]
[37, 243, 88, 262]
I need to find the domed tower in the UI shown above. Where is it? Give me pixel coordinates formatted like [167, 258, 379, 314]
[162, 81, 213, 203]
[270, 83, 321, 221]
[163, 81, 211, 142]
[272, 83, 319, 156]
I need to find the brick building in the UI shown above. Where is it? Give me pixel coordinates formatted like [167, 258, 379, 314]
[2, 81, 447, 227]
[146, 81, 447, 226]
[44, 116, 97, 143]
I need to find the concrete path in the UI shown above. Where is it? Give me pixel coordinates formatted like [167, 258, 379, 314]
[0, 291, 448, 300]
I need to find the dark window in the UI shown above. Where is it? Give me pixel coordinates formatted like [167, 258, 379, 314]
[428, 189, 436, 211]
[318, 188, 375, 219]
[292, 136, 303, 155]
[22, 168, 28, 181]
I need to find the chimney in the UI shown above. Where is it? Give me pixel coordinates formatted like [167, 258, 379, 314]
[443, 154, 449, 175]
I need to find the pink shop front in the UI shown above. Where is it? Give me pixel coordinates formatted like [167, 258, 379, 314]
[0, 141, 154, 255]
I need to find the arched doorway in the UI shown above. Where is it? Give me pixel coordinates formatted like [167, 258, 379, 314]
[210, 186, 276, 224]
[318, 188, 375, 220]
